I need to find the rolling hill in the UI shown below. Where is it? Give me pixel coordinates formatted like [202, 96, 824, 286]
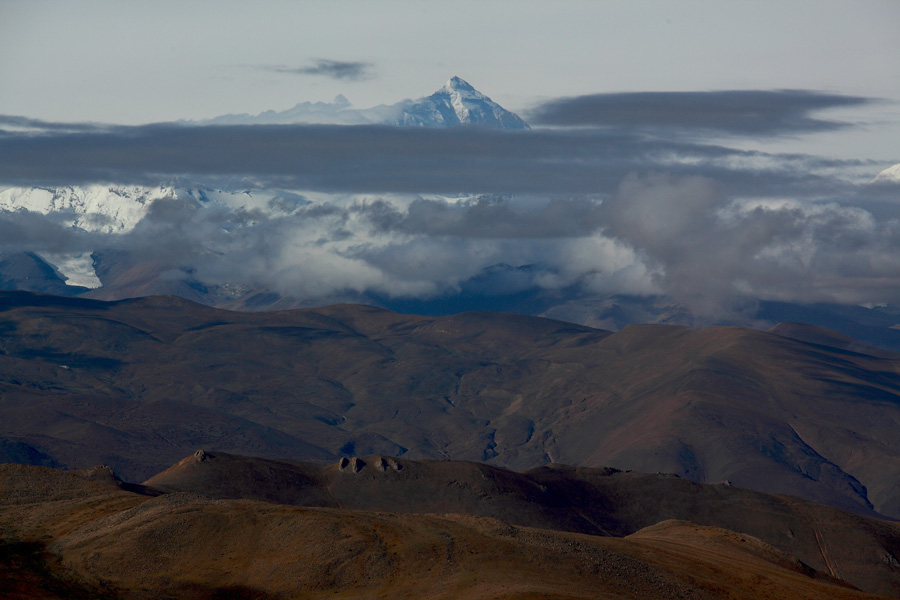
[140, 450, 900, 595]
[2, 290, 900, 520]
[2, 461, 897, 598]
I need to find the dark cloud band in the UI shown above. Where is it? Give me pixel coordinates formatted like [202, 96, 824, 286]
[0, 121, 857, 196]
[528, 90, 874, 136]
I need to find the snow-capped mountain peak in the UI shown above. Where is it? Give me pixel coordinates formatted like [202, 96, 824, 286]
[392, 76, 530, 130]
[443, 76, 477, 93]
[194, 76, 529, 130]
[0, 183, 311, 289]
[440, 76, 486, 123]
[0, 184, 176, 234]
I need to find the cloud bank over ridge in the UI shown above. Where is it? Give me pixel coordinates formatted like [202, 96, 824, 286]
[2, 178, 898, 314]
[0, 88, 897, 315]
[0, 121, 873, 196]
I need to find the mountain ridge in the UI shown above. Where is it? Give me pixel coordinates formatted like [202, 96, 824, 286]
[197, 75, 530, 129]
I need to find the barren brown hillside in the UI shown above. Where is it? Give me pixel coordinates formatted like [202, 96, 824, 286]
[1, 463, 895, 599]
[2, 291, 900, 519]
[143, 450, 900, 596]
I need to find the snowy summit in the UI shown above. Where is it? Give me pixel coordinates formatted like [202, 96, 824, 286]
[390, 76, 531, 129]
[197, 76, 530, 130]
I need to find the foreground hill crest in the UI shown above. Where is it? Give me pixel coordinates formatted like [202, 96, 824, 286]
[3, 457, 900, 597]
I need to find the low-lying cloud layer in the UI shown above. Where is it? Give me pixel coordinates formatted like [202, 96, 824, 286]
[2, 178, 898, 315]
[0, 121, 869, 197]
[601, 174, 900, 312]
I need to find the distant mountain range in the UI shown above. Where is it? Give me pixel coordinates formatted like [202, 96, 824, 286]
[0, 77, 529, 305]
[0, 78, 897, 352]
[197, 76, 530, 129]
[4, 228, 900, 356]
[0, 183, 307, 291]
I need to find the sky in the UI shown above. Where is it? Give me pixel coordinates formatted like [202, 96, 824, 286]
[2, 3, 898, 123]
[1, 0, 899, 317]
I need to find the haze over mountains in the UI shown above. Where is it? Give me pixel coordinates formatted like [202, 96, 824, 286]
[3, 178, 900, 353]
[2, 76, 899, 348]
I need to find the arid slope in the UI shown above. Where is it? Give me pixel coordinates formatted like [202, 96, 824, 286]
[1, 463, 894, 599]
[144, 450, 900, 596]
[2, 291, 900, 518]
